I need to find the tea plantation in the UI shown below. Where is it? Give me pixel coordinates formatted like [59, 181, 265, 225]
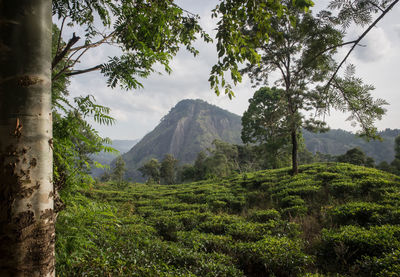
[56, 163, 400, 276]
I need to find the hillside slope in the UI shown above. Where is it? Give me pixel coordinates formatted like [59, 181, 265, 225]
[123, 99, 242, 181]
[57, 163, 400, 276]
[304, 128, 400, 163]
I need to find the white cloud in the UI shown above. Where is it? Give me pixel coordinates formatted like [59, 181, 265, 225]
[394, 24, 400, 38]
[354, 27, 392, 62]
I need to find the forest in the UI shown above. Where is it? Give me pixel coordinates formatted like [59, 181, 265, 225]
[1, 0, 400, 276]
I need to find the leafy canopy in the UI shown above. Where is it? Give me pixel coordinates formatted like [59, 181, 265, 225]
[139, 158, 161, 184]
[210, 0, 314, 98]
[52, 0, 211, 89]
[52, 25, 116, 198]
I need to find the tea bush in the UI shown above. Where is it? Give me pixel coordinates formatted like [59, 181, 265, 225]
[57, 163, 400, 276]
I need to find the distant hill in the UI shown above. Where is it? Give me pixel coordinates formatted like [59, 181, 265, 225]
[91, 139, 138, 177]
[304, 128, 400, 163]
[122, 99, 242, 181]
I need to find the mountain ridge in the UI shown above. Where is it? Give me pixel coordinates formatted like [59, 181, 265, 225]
[122, 99, 242, 181]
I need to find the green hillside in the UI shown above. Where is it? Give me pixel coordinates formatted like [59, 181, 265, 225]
[57, 163, 400, 276]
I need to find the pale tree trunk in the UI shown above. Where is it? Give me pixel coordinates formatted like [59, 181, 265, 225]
[0, 1, 54, 276]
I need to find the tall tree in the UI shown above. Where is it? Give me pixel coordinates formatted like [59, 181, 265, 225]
[160, 154, 178, 185]
[336, 147, 375, 167]
[241, 87, 292, 169]
[0, 1, 55, 276]
[112, 156, 126, 184]
[139, 159, 161, 184]
[240, 3, 343, 174]
[230, 2, 386, 174]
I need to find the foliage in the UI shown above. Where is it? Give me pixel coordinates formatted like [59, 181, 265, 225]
[391, 135, 400, 175]
[236, 2, 343, 174]
[336, 147, 375, 167]
[160, 154, 179, 185]
[210, 0, 314, 97]
[57, 163, 400, 276]
[241, 87, 293, 168]
[52, 24, 116, 199]
[213, 0, 387, 175]
[328, 0, 398, 28]
[112, 156, 126, 184]
[139, 158, 161, 184]
[52, 0, 211, 89]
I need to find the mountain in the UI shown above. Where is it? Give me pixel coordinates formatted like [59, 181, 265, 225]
[118, 98, 399, 181]
[122, 99, 242, 181]
[303, 128, 400, 164]
[91, 139, 139, 177]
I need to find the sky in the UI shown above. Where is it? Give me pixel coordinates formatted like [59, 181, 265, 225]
[62, 0, 400, 140]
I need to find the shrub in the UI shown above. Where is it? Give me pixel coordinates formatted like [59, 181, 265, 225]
[319, 225, 400, 273]
[247, 209, 281, 222]
[198, 214, 242, 235]
[358, 249, 400, 277]
[235, 236, 311, 276]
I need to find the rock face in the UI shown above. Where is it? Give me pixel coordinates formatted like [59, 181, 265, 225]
[122, 99, 242, 181]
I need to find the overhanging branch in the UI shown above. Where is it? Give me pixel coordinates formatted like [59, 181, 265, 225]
[325, 0, 399, 90]
[66, 65, 103, 76]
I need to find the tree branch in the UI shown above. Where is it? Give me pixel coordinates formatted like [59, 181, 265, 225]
[325, 0, 399, 90]
[55, 17, 66, 59]
[69, 31, 115, 52]
[170, 2, 197, 17]
[295, 40, 358, 76]
[332, 78, 371, 133]
[52, 32, 80, 69]
[66, 64, 103, 77]
[367, 0, 385, 12]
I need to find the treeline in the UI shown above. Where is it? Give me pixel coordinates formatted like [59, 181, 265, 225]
[138, 136, 400, 185]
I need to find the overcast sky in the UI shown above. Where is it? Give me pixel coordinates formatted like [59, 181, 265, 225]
[63, 1, 400, 140]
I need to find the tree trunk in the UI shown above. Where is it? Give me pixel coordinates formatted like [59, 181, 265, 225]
[0, 1, 54, 276]
[291, 129, 298, 175]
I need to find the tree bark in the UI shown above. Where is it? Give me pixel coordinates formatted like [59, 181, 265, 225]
[291, 129, 298, 175]
[0, 1, 54, 276]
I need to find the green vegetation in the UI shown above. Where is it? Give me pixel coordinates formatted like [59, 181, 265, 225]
[57, 163, 400, 276]
[241, 87, 292, 169]
[377, 135, 400, 175]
